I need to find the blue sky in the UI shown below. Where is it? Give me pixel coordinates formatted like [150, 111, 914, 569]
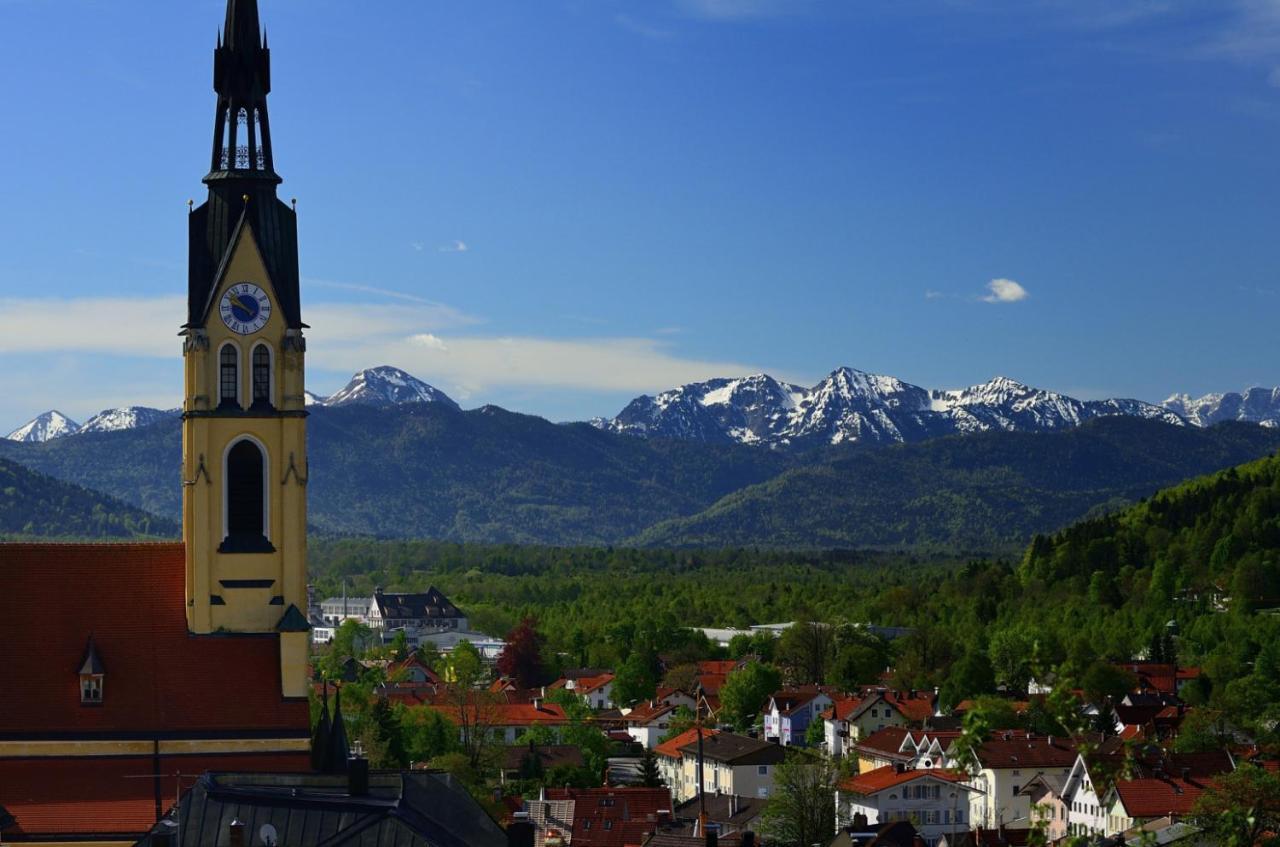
[1, 0, 1279, 432]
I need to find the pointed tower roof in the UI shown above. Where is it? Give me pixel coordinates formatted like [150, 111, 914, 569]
[223, 0, 263, 52]
[77, 635, 105, 676]
[326, 686, 350, 774]
[311, 681, 332, 772]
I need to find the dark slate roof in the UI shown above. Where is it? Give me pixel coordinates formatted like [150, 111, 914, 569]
[77, 635, 105, 675]
[829, 821, 919, 847]
[373, 587, 463, 620]
[188, 196, 301, 330]
[275, 604, 310, 633]
[672, 794, 767, 828]
[135, 770, 508, 847]
[501, 744, 586, 773]
[677, 733, 785, 766]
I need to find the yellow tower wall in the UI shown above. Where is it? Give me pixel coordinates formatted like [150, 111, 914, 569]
[182, 223, 308, 638]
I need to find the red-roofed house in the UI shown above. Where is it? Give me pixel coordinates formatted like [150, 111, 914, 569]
[624, 700, 681, 749]
[824, 689, 941, 756]
[653, 727, 721, 795]
[951, 732, 1078, 829]
[428, 700, 571, 745]
[525, 787, 674, 847]
[836, 766, 978, 846]
[1103, 777, 1214, 834]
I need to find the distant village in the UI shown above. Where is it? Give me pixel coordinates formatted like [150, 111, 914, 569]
[303, 584, 1257, 847]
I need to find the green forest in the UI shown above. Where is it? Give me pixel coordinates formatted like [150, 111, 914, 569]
[312, 448, 1280, 740]
[0, 457, 177, 540]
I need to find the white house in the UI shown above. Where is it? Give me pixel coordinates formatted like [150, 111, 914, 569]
[951, 732, 1077, 829]
[836, 765, 979, 847]
[366, 586, 468, 632]
[763, 689, 834, 746]
[671, 732, 785, 803]
[823, 689, 939, 757]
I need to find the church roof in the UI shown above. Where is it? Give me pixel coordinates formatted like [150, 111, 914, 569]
[0, 543, 309, 737]
[0, 753, 310, 841]
[188, 198, 302, 330]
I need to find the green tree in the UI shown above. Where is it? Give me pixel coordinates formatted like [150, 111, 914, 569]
[1080, 662, 1137, 707]
[804, 716, 825, 748]
[719, 663, 782, 731]
[777, 621, 834, 685]
[1191, 763, 1280, 847]
[659, 706, 697, 744]
[939, 650, 996, 710]
[638, 747, 664, 788]
[613, 651, 659, 706]
[761, 757, 836, 847]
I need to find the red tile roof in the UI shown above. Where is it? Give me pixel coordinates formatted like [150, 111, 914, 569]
[546, 787, 673, 847]
[972, 733, 1077, 769]
[698, 660, 741, 676]
[626, 701, 678, 724]
[0, 753, 311, 838]
[855, 726, 914, 758]
[1113, 777, 1213, 818]
[839, 765, 970, 795]
[430, 701, 569, 727]
[578, 673, 616, 695]
[0, 543, 308, 736]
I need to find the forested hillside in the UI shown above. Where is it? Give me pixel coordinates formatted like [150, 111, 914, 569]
[0, 457, 176, 539]
[637, 417, 1280, 550]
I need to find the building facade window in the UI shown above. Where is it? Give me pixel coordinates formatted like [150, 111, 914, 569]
[252, 344, 271, 406]
[80, 675, 103, 703]
[223, 438, 269, 551]
[219, 344, 240, 407]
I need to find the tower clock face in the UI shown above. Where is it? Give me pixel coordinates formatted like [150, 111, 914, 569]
[220, 283, 272, 335]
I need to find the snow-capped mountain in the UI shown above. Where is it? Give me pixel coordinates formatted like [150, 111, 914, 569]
[6, 411, 80, 443]
[319, 366, 459, 410]
[1163, 387, 1280, 429]
[78, 407, 176, 435]
[599, 367, 1187, 448]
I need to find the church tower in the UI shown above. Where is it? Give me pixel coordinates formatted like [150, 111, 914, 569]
[182, 0, 309, 695]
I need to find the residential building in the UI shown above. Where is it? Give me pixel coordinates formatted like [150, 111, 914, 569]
[673, 733, 785, 803]
[836, 765, 977, 847]
[655, 727, 721, 796]
[1104, 777, 1214, 835]
[852, 727, 961, 775]
[824, 689, 940, 756]
[430, 701, 570, 745]
[367, 586, 468, 631]
[952, 732, 1077, 829]
[571, 673, 617, 710]
[625, 700, 681, 749]
[501, 745, 587, 784]
[318, 595, 372, 625]
[763, 688, 834, 746]
[524, 787, 673, 847]
[671, 794, 767, 840]
[1018, 774, 1068, 842]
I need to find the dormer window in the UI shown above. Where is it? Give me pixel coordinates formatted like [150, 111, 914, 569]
[78, 635, 105, 706]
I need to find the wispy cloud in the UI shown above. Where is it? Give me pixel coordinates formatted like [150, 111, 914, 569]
[615, 13, 675, 39]
[675, 0, 813, 20]
[438, 240, 469, 253]
[411, 242, 425, 252]
[924, 289, 946, 300]
[981, 278, 1030, 303]
[305, 278, 465, 308]
[0, 296, 764, 424]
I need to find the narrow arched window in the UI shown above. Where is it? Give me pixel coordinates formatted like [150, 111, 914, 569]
[224, 439, 268, 551]
[219, 345, 239, 408]
[252, 344, 271, 406]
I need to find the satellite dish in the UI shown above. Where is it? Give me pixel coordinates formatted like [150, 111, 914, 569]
[259, 824, 278, 847]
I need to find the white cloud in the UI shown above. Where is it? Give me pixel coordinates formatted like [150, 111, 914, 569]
[675, 0, 810, 20]
[981, 278, 1030, 303]
[438, 240, 469, 253]
[0, 295, 767, 424]
[616, 13, 675, 39]
[925, 289, 946, 300]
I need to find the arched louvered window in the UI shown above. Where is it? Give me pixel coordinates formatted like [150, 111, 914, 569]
[219, 344, 239, 408]
[222, 438, 270, 552]
[252, 344, 271, 406]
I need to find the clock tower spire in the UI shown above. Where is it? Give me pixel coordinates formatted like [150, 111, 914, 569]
[181, 0, 310, 698]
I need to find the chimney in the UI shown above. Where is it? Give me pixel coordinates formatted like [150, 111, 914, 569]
[349, 756, 370, 796]
[153, 821, 178, 847]
[507, 814, 535, 847]
[1181, 767, 1190, 781]
[741, 832, 756, 847]
[894, 762, 906, 774]
[229, 820, 246, 847]
[705, 828, 718, 847]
